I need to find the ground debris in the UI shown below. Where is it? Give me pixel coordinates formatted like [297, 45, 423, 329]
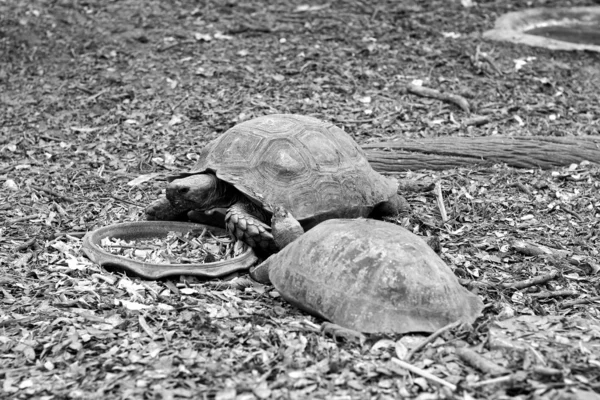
[100, 230, 243, 264]
[1, 0, 599, 398]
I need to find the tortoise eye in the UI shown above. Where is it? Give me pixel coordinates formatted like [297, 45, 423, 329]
[178, 187, 190, 194]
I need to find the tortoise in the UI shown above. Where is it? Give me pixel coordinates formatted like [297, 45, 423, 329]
[251, 209, 484, 334]
[146, 114, 406, 253]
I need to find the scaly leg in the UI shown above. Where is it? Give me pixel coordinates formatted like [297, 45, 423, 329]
[226, 202, 277, 253]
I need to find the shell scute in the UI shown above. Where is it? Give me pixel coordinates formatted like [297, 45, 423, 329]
[256, 138, 312, 184]
[265, 219, 484, 334]
[295, 129, 342, 170]
[189, 114, 398, 221]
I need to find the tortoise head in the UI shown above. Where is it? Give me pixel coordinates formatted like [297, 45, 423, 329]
[166, 173, 236, 210]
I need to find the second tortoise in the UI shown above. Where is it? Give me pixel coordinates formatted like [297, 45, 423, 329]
[252, 209, 484, 334]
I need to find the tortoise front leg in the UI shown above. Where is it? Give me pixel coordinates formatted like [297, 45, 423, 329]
[226, 202, 277, 253]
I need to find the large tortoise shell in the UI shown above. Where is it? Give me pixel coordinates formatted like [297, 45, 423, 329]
[188, 114, 398, 222]
[264, 218, 484, 334]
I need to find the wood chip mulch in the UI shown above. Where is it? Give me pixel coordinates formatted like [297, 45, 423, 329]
[1, 0, 599, 399]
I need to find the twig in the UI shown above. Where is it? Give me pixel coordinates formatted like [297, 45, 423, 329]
[40, 134, 64, 142]
[170, 95, 189, 113]
[110, 195, 144, 207]
[500, 271, 559, 290]
[91, 273, 117, 285]
[559, 296, 600, 308]
[50, 232, 87, 240]
[396, 179, 436, 193]
[14, 237, 37, 252]
[390, 358, 457, 391]
[479, 54, 503, 75]
[74, 85, 94, 94]
[406, 320, 462, 361]
[529, 290, 579, 299]
[53, 201, 68, 217]
[301, 319, 321, 331]
[455, 347, 509, 376]
[85, 88, 109, 102]
[458, 279, 491, 290]
[103, 244, 155, 250]
[376, 109, 404, 122]
[0, 316, 35, 327]
[32, 185, 75, 203]
[559, 205, 583, 222]
[463, 115, 492, 127]
[138, 315, 157, 340]
[164, 280, 181, 297]
[433, 181, 448, 222]
[474, 45, 504, 75]
[525, 344, 547, 365]
[8, 214, 41, 224]
[511, 181, 532, 195]
[406, 83, 470, 113]
[0, 165, 16, 174]
[333, 116, 378, 124]
[157, 40, 195, 53]
[0, 366, 33, 378]
[511, 240, 570, 258]
[468, 374, 519, 388]
[533, 366, 562, 376]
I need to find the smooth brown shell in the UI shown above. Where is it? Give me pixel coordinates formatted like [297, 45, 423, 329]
[183, 114, 398, 227]
[263, 219, 484, 334]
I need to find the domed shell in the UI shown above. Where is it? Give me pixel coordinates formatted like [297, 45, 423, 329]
[263, 219, 484, 334]
[190, 114, 398, 223]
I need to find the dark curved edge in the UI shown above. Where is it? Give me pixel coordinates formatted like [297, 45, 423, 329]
[82, 221, 258, 280]
[249, 263, 271, 284]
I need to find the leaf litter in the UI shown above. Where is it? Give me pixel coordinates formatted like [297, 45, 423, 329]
[100, 230, 245, 264]
[1, 0, 599, 399]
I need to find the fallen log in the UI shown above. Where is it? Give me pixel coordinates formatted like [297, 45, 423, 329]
[363, 135, 600, 172]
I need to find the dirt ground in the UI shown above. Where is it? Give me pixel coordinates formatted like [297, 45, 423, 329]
[1, 0, 599, 399]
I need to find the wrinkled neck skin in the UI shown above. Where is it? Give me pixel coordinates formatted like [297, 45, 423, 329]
[166, 173, 241, 211]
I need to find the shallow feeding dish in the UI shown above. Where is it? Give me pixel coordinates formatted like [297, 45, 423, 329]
[483, 6, 600, 52]
[82, 221, 258, 279]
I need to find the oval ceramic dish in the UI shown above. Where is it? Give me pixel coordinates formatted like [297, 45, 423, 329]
[82, 221, 258, 279]
[483, 6, 600, 52]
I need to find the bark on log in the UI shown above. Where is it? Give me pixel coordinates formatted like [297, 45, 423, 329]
[363, 136, 600, 172]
